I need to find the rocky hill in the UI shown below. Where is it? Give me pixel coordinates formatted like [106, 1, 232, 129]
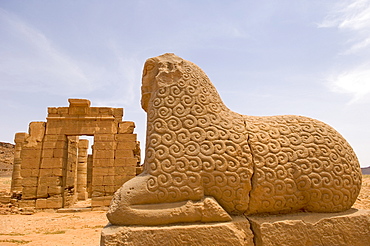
[362, 167, 370, 175]
[0, 142, 14, 176]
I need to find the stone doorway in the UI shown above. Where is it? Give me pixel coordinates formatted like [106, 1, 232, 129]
[62, 136, 94, 208]
[10, 99, 141, 209]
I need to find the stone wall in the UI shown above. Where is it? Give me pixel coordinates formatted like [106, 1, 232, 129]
[10, 99, 140, 209]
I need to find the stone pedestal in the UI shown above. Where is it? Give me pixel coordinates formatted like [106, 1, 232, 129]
[101, 209, 370, 246]
[100, 216, 254, 246]
[248, 209, 370, 246]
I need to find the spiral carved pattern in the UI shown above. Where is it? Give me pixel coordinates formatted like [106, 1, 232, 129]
[142, 53, 362, 215]
[245, 115, 362, 213]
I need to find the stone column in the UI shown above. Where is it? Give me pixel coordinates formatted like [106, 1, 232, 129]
[87, 153, 93, 197]
[77, 139, 89, 200]
[62, 136, 79, 207]
[10, 133, 27, 195]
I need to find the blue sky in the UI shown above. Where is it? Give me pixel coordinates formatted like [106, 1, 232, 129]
[0, 0, 369, 167]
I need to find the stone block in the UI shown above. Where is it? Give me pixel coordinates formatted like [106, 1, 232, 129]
[118, 121, 135, 134]
[20, 149, 42, 159]
[20, 158, 41, 169]
[42, 148, 65, 158]
[35, 198, 47, 208]
[113, 157, 137, 167]
[124, 157, 138, 166]
[43, 134, 66, 142]
[114, 176, 130, 186]
[98, 107, 113, 115]
[22, 177, 38, 186]
[94, 122, 118, 134]
[113, 166, 125, 175]
[39, 168, 53, 177]
[48, 186, 63, 195]
[114, 149, 134, 159]
[115, 133, 137, 142]
[101, 216, 254, 246]
[104, 185, 117, 193]
[52, 168, 63, 176]
[78, 191, 88, 201]
[92, 176, 104, 186]
[91, 186, 105, 197]
[39, 176, 62, 186]
[94, 149, 115, 159]
[20, 168, 39, 177]
[22, 186, 38, 199]
[113, 108, 124, 118]
[103, 176, 114, 186]
[247, 209, 370, 246]
[42, 148, 54, 158]
[94, 141, 116, 150]
[45, 196, 63, 208]
[14, 132, 28, 143]
[113, 166, 136, 177]
[48, 107, 58, 115]
[116, 141, 136, 150]
[92, 196, 112, 207]
[42, 140, 67, 149]
[94, 167, 113, 176]
[93, 158, 115, 167]
[37, 184, 48, 198]
[95, 134, 116, 142]
[39, 168, 63, 177]
[18, 199, 36, 208]
[45, 126, 63, 135]
[40, 157, 64, 168]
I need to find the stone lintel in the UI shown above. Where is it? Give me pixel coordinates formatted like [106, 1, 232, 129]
[46, 116, 116, 121]
[68, 98, 91, 107]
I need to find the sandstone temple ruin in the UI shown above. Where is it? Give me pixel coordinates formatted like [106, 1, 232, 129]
[10, 99, 140, 209]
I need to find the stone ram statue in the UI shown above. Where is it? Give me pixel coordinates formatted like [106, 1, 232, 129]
[107, 53, 362, 225]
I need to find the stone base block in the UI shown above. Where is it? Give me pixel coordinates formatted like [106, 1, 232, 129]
[100, 216, 254, 246]
[18, 199, 36, 208]
[248, 208, 370, 246]
[101, 209, 370, 246]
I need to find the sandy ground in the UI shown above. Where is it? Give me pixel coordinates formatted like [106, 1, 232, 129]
[0, 175, 369, 245]
[0, 211, 107, 246]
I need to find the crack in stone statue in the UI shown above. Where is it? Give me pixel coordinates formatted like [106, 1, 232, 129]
[107, 53, 362, 226]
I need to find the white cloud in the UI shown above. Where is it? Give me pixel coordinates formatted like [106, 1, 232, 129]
[319, 0, 370, 104]
[328, 65, 370, 104]
[319, 0, 370, 29]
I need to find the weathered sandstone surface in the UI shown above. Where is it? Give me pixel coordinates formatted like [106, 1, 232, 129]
[101, 216, 254, 246]
[101, 209, 370, 246]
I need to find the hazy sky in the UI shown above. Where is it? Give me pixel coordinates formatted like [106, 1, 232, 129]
[0, 1, 369, 167]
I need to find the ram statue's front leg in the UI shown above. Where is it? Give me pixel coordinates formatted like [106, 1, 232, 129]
[106, 175, 232, 226]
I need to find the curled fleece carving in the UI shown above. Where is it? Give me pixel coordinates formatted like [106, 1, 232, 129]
[107, 53, 362, 225]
